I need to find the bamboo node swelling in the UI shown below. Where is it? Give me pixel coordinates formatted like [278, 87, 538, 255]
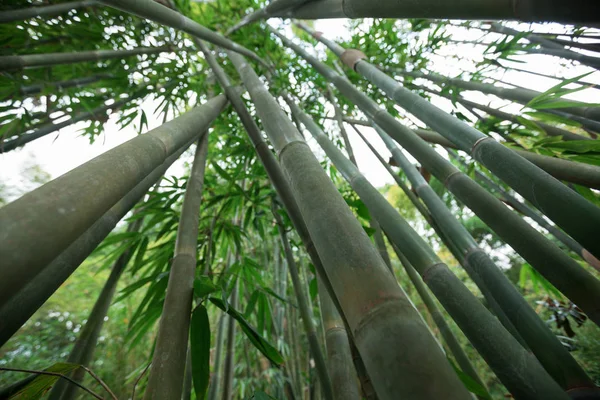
[313, 31, 324, 39]
[470, 135, 493, 154]
[340, 49, 366, 71]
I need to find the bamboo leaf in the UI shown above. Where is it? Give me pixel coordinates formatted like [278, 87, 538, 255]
[190, 305, 210, 400]
[447, 358, 492, 399]
[547, 140, 600, 154]
[194, 276, 219, 299]
[9, 363, 81, 400]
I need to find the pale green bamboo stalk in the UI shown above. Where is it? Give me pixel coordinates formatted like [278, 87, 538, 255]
[0, 0, 97, 23]
[144, 130, 210, 400]
[285, 93, 569, 399]
[227, 49, 470, 400]
[271, 27, 600, 328]
[0, 46, 172, 71]
[273, 204, 333, 400]
[207, 314, 227, 400]
[0, 94, 227, 310]
[294, 25, 600, 260]
[99, 0, 268, 68]
[272, 0, 596, 22]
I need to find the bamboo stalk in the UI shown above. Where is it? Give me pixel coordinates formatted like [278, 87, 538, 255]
[272, 0, 597, 23]
[0, 0, 97, 23]
[144, 129, 210, 400]
[99, 0, 268, 69]
[227, 50, 471, 400]
[372, 124, 595, 391]
[207, 314, 227, 400]
[317, 278, 360, 400]
[0, 94, 227, 309]
[0, 144, 188, 346]
[270, 28, 600, 328]
[285, 93, 570, 399]
[227, 0, 310, 34]
[18, 73, 114, 97]
[273, 203, 333, 400]
[0, 46, 172, 71]
[48, 216, 145, 400]
[293, 25, 600, 261]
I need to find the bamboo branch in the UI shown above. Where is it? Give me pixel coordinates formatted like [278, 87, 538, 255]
[0, 0, 97, 23]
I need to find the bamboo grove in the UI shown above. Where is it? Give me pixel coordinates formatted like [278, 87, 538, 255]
[0, 0, 599, 399]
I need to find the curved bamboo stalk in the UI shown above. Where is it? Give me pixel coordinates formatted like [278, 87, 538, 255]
[0, 46, 172, 71]
[0, 94, 227, 309]
[285, 94, 570, 399]
[0, 0, 97, 23]
[273, 204, 333, 400]
[270, 27, 600, 328]
[448, 150, 600, 272]
[227, 50, 471, 400]
[0, 144, 187, 346]
[387, 242, 484, 393]
[293, 25, 600, 261]
[271, 0, 597, 23]
[317, 278, 361, 400]
[99, 0, 269, 69]
[48, 217, 145, 400]
[1, 87, 147, 153]
[372, 124, 595, 391]
[144, 131, 210, 400]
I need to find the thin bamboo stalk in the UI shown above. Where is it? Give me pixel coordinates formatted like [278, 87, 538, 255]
[387, 242, 484, 392]
[207, 314, 227, 400]
[291, 25, 600, 260]
[0, 46, 172, 71]
[0, 144, 186, 346]
[493, 62, 599, 88]
[1, 87, 147, 153]
[221, 281, 238, 400]
[448, 151, 600, 272]
[317, 278, 360, 400]
[144, 130, 210, 400]
[48, 216, 145, 400]
[99, 0, 268, 68]
[227, 0, 310, 34]
[273, 204, 333, 400]
[0, 0, 97, 23]
[18, 73, 113, 97]
[0, 94, 227, 309]
[285, 93, 569, 399]
[227, 50, 471, 400]
[269, 28, 600, 328]
[372, 124, 595, 392]
[271, 0, 597, 23]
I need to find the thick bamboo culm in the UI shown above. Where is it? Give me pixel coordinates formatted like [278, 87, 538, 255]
[0, 94, 227, 309]
[227, 50, 470, 400]
[284, 93, 571, 399]
[293, 24, 600, 260]
[0, 0, 97, 23]
[270, 27, 600, 328]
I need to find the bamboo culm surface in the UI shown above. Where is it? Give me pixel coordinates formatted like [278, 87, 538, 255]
[227, 50, 471, 400]
[285, 93, 569, 399]
[296, 25, 600, 261]
[0, 0, 97, 23]
[270, 27, 600, 328]
[0, 94, 227, 309]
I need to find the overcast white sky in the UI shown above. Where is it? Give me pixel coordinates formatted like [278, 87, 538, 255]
[1, 19, 599, 203]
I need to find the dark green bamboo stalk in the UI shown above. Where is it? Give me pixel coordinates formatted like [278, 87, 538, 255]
[183, 348, 193, 400]
[387, 242, 484, 393]
[1, 87, 147, 153]
[48, 217, 145, 400]
[372, 124, 595, 392]
[0, 94, 227, 310]
[271, 0, 596, 22]
[273, 27, 600, 327]
[99, 0, 268, 68]
[0, 144, 186, 347]
[144, 131, 210, 400]
[273, 203, 333, 400]
[0, 0, 97, 23]
[285, 93, 569, 399]
[294, 26, 600, 260]
[0, 46, 172, 71]
[18, 73, 114, 97]
[317, 278, 360, 400]
[227, 50, 470, 400]
[448, 150, 600, 272]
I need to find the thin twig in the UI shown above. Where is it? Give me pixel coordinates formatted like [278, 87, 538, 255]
[131, 362, 151, 399]
[82, 366, 119, 400]
[0, 367, 104, 400]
